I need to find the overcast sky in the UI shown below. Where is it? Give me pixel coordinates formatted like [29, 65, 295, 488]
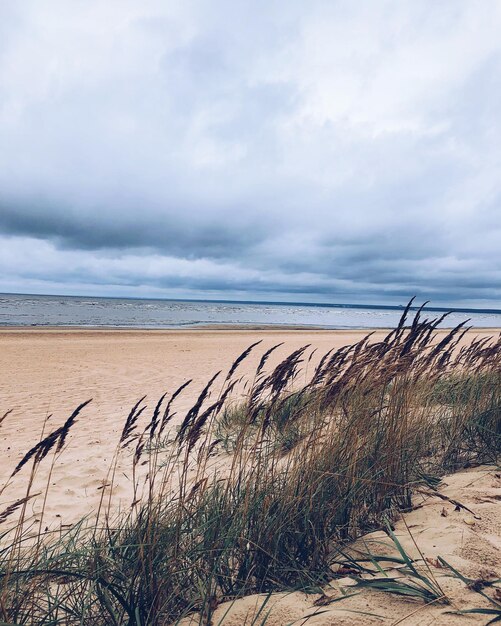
[1, 1, 501, 306]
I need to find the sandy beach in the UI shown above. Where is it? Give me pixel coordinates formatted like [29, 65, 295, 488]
[0, 328, 387, 523]
[0, 327, 498, 523]
[0, 327, 500, 625]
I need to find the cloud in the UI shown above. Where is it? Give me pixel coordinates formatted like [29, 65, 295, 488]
[0, 1, 501, 306]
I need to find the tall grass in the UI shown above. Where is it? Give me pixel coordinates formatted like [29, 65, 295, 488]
[0, 302, 500, 624]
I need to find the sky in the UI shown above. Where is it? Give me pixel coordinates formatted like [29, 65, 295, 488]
[1, 1, 501, 307]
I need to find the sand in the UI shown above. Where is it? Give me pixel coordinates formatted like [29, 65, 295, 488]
[0, 327, 500, 624]
[201, 465, 501, 625]
[0, 327, 498, 521]
[1, 328, 394, 525]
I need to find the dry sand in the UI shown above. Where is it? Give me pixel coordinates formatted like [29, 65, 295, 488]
[201, 465, 501, 625]
[0, 327, 499, 624]
[1, 328, 394, 525]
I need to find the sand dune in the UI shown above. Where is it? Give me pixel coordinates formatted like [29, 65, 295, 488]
[196, 465, 501, 625]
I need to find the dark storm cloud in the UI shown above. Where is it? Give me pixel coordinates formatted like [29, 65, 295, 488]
[1, 0, 501, 306]
[0, 196, 269, 258]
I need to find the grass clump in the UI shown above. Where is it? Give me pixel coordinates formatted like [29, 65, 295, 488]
[0, 300, 500, 624]
[333, 524, 447, 605]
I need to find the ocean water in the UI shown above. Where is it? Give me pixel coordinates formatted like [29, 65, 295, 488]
[1, 293, 501, 329]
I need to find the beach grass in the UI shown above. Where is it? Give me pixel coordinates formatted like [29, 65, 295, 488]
[0, 301, 500, 624]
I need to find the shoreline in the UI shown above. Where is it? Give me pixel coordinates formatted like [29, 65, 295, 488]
[1, 324, 501, 333]
[0, 324, 344, 332]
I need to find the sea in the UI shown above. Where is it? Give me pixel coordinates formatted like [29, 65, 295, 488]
[1, 293, 501, 330]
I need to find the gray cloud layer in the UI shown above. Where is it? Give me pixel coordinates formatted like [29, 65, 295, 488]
[1, 1, 501, 306]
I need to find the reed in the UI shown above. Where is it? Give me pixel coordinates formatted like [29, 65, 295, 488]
[0, 302, 499, 624]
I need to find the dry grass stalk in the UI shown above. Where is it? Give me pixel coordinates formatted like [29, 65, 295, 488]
[11, 399, 92, 477]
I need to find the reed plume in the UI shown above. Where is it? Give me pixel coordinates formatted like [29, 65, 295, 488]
[225, 340, 262, 381]
[11, 399, 92, 476]
[120, 396, 147, 446]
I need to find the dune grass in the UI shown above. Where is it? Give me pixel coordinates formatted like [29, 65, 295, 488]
[0, 301, 500, 624]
